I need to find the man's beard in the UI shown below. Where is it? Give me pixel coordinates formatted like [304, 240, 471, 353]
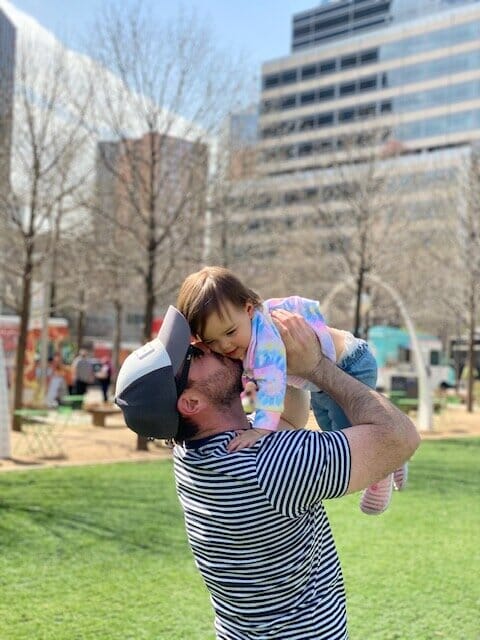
[174, 355, 243, 443]
[195, 354, 243, 407]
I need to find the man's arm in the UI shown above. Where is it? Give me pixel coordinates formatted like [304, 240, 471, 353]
[271, 310, 421, 494]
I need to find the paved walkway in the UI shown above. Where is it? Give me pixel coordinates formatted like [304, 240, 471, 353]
[1, 402, 479, 473]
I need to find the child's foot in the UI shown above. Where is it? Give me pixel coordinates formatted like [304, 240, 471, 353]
[360, 473, 393, 515]
[393, 463, 408, 491]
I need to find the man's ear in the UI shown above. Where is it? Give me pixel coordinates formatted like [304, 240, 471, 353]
[177, 389, 204, 418]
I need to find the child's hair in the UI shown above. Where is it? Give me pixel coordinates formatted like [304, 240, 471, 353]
[177, 266, 262, 338]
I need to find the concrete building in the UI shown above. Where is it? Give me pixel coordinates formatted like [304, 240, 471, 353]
[225, 106, 259, 180]
[0, 8, 16, 315]
[0, 7, 15, 198]
[91, 131, 209, 343]
[259, 0, 480, 175]
[225, 0, 480, 309]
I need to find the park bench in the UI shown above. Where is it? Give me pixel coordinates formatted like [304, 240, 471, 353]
[86, 405, 122, 427]
[390, 394, 443, 414]
[61, 394, 85, 410]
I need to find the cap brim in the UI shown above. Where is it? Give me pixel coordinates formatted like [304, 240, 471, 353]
[158, 305, 192, 376]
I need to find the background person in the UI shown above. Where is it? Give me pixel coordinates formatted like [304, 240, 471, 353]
[71, 349, 94, 396]
[95, 356, 112, 403]
[115, 305, 420, 640]
[45, 353, 68, 407]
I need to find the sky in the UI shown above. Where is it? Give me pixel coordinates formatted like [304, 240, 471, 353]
[8, 0, 322, 73]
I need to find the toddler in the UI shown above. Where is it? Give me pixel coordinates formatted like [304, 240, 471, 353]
[177, 266, 406, 515]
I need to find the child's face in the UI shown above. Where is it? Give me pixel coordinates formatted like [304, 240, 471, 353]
[201, 301, 254, 360]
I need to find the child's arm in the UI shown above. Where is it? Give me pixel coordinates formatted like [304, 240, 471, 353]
[228, 311, 287, 452]
[229, 385, 311, 452]
[227, 392, 283, 451]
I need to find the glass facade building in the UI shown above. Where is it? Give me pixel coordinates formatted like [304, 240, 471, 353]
[259, 0, 480, 175]
[0, 8, 15, 193]
[225, 0, 478, 296]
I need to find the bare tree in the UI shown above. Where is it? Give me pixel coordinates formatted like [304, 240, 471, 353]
[0, 41, 93, 427]
[85, 3, 249, 448]
[89, 3, 246, 335]
[298, 135, 412, 336]
[52, 222, 102, 351]
[434, 150, 480, 411]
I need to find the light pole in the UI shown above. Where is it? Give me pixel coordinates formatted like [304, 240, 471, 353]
[323, 274, 433, 431]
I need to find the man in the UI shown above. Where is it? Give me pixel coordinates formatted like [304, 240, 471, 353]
[71, 349, 94, 396]
[115, 306, 420, 640]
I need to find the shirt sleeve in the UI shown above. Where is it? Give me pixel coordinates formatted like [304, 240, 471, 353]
[245, 311, 287, 432]
[256, 429, 351, 518]
[266, 296, 336, 363]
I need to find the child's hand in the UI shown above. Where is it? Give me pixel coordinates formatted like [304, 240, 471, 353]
[227, 428, 270, 452]
[241, 380, 257, 414]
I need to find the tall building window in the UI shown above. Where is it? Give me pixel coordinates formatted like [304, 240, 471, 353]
[301, 64, 317, 80]
[319, 86, 335, 101]
[320, 59, 336, 74]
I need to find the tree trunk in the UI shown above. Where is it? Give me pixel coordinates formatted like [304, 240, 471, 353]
[12, 250, 34, 430]
[50, 280, 57, 317]
[138, 241, 156, 451]
[76, 308, 85, 351]
[74, 289, 86, 350]
[112, 300, 122, 384]
[353, 230, 368, 338]
[143, 235, 156, 343]
[466, 283, 476, 412]
[221, 209, 229, 268]
[353, 267, 364, 338]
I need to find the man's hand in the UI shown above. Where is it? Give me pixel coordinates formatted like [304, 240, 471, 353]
[271, 309, 323, 378]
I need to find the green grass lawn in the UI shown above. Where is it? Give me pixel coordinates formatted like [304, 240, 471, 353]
[0, 439, 479, 640]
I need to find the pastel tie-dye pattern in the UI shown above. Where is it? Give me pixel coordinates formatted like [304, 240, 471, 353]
[243, 296, 336, 432]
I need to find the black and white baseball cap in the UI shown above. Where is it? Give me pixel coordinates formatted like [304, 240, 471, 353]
[115, 305, 191, 439]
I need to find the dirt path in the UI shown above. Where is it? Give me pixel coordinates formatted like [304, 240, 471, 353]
[1, 406, 479, 472]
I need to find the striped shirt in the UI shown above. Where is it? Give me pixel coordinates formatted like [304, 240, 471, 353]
[173, 428, 351, 639]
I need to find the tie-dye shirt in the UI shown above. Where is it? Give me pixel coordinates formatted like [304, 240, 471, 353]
[243, 296, 336, 432]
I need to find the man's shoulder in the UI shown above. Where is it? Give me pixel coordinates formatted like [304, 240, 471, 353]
[259, 428, 326, 455]
[256, 429, 351, 515]
[258, 428, 350, 468]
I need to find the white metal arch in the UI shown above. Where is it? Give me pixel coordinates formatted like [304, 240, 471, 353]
[322, 274, 433, 431]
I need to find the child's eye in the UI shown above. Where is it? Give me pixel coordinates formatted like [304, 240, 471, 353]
[226, 329, 236, 336]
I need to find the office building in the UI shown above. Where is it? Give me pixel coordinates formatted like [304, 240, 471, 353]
[92, 131, 209, 342]
[0, 8, 15, 197]
[224, 1, 480, 306]
[225, 106, 259, 180]
[259, 0, 480, 175]
[0, 9, 15, 314]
